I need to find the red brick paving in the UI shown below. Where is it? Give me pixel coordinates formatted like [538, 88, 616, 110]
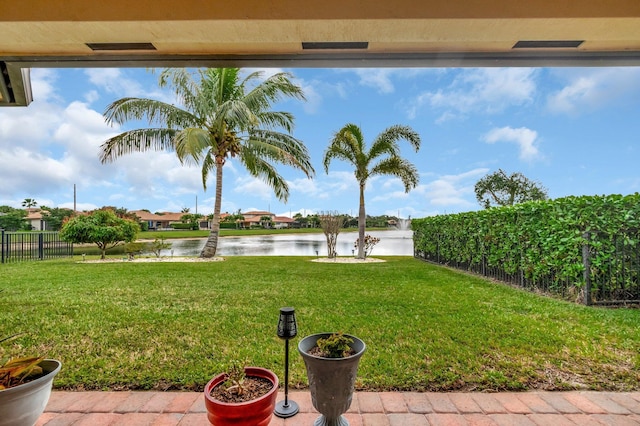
[37, 390, 640, 425]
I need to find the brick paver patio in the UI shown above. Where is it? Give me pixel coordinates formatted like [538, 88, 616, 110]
[37, 390, 640, 425]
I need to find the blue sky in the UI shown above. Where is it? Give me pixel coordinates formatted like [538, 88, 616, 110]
[1, 66, 639, 219]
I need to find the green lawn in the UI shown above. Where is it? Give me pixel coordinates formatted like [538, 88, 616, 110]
[1, 256, 638, 392]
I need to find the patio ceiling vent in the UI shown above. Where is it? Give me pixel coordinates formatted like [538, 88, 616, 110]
[302, 42, 369, 50]
[513, 40, 584, 49]
[86, 42, 157, 51]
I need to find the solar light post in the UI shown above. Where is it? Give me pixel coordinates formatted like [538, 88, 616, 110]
[274, 307, 299, 418]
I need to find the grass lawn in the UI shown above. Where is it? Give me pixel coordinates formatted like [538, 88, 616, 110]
[1, 256, 639, 392]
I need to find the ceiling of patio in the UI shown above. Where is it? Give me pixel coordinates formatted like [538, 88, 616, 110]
[2, 0, 640, 106]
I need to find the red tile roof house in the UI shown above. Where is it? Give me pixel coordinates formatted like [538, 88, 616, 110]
[131, 210, 187, 230]
[131, 210, 228, 230]
[25, 208, 46, 231]
[25, 208, 76, 231]
[239, 211, 295, 229]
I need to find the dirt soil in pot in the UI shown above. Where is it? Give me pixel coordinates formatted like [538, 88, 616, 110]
[209, 376, 273, 403]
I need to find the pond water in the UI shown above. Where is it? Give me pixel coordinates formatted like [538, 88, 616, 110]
[166, 229, 414, 257]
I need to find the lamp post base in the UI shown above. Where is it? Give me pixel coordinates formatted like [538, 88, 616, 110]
[274, 400, 299, 418]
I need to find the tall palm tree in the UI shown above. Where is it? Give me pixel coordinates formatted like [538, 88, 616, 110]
[323, 123, 421, 259]
[100, 68, 314, 257]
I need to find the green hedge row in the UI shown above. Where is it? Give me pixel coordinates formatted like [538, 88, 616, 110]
[170, 223, 197, 230]
[412, 194, 640, 300]
[220, 222, 239, 229]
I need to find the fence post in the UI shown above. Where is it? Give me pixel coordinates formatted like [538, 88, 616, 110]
[1, 228, 4, 264]
[582, 231, 592, 306]
[38, 232, 44, 260]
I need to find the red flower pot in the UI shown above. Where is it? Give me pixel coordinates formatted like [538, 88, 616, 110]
[203, 366, 279, 426]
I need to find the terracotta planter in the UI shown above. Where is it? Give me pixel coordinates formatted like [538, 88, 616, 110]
[0, 359, 61, 426]
[203, 366, 279, 426]
[299, 333, 366, 426]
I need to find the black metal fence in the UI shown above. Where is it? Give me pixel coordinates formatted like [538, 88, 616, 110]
[415, 231, 640, 307]
[1, 230, 73, 263]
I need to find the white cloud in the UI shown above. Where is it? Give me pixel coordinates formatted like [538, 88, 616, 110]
[114, 151, 183, 195]
[233, 175, 273, 201]
[29, 69, 60, 103]
[54, 101, 114, 154]
[0, 148, 73, 197]
[422, 168, 489, 208]
[0, 71, 64, 149]
[290, 74, 350, 114]
[84, 68, 172, 104]
[323, 171, 358, 193]
[85, 69, 144, 97]
[353, 69, 396, 94]
[297, 80, 323, 114]
[547, 68, 640, 115]
[370, 176, 413, 202]
[0, 104, 62, 149]
[483, 126, 542, 162]
[407, 68, 537, 120]
[288, 177, 322, 197]
[347, 68, 432, 95]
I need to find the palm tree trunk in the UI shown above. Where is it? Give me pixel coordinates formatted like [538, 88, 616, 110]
[357, 183, 366, 259]
[200, 160, 224, 258]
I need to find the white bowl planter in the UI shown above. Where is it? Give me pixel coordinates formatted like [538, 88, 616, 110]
[0, 359, 61, 426]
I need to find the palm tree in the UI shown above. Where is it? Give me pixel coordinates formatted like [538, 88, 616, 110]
[323, 123, 421, 259]
[21, 198, 37, 210]
[100, 68, 314, 257]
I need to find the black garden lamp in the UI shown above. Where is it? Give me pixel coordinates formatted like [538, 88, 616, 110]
[274, 307, 299, 418]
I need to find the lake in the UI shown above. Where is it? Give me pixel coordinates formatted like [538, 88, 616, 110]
[166, 229, 414, 257]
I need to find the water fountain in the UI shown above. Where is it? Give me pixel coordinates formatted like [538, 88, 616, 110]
[396, 218, 411, 231]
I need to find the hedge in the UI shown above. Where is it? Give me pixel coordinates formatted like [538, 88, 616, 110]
[412, 193, 640, 303]
[170, 223, 197, 230]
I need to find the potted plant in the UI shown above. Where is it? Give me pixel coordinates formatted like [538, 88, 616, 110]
[0, 335, 62, 426]
[298, 332, 366, 426]
[203, 364, 279, 426]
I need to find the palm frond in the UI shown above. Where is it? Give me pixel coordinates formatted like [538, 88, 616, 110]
[247, 130, 315, 178]
[323, 123, 365, 174]
[173, 128, 214, 166]
[99, 128, 177, 163]
[158, 69, 202, 114]
[255, 111, 296, 132]
[215, 99, 258, 131]
[200, 150, 217, 191]
[370, 157, 420, 192]
[103, 97, 198, 129]
[240, 149, 290, 202]
[242, 73, 305, 123]
[370, 125, 421, 158]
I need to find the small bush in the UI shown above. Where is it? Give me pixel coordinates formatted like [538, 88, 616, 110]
[316, 332, 354, 358]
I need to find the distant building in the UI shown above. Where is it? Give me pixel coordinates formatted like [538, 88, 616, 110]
[25, 209, 46, 231]
[238, 211, 294, 229]
[131, 210, 185, 230]
[131, 210, 228, 230]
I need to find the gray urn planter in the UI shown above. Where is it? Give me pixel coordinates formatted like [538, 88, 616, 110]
[298, 333, 365, 426]
[0, 359, 61, 426]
